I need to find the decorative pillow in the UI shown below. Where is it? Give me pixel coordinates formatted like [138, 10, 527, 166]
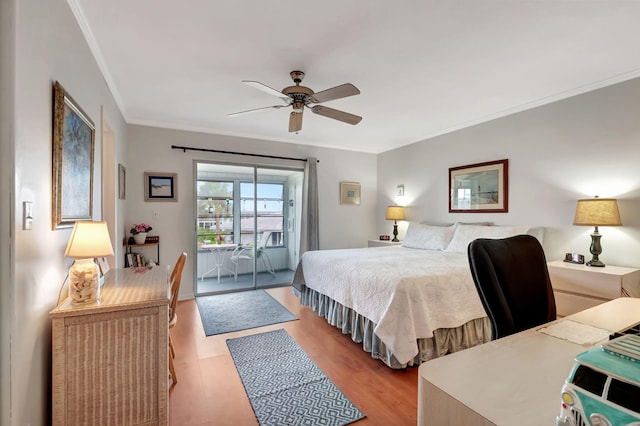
[420, 221, 455, 227]
[402, 223, 457, 251]
[444, 224, 531, 253]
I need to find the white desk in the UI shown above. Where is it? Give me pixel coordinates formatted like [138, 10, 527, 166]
[417, 298, 640, 426]
[199, 243, 237, 281]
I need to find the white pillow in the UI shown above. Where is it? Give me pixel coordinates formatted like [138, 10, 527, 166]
[420, 221, 455, 227]
[444, 224, 530, 253]
[402, 223, 457, 251]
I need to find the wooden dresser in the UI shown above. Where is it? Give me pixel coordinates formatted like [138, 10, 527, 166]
[50, 267, 170, 425]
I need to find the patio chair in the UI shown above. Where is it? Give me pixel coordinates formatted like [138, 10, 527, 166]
[230, 232, 276, 281]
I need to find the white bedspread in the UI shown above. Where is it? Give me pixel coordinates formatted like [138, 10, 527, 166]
[297, 246, 487, 365]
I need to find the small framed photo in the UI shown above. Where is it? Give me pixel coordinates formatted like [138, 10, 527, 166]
[118, 164, 126, 200]
[564, 253, 585, 264]
[144, 172, 177, 202]
[449, 159, 508, 213]
[95, 257, 110, 286]
[96, 256, 110, 275]
[340, 182, 361, 205]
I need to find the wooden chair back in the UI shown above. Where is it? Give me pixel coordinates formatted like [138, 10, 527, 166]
[169, 252, 187, 322]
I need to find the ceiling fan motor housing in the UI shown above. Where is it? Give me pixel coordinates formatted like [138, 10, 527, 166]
[290, 70, 305, 83]
[282, 70, 315, 106]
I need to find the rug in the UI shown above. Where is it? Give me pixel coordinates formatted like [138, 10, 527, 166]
[226, 329, 366, 426]
[196, 290, 297, 336]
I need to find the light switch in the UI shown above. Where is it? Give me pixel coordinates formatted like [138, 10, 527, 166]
[23, 201, 33, 230]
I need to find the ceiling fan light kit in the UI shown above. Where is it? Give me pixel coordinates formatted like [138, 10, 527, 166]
[228, 71, 361, 132]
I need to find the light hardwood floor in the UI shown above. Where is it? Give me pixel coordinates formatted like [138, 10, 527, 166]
[169, 286, 418, 425]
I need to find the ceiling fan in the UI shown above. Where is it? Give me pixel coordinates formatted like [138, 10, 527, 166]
[227, 71, 362, 132]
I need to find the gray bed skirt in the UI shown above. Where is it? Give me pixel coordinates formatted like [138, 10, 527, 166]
[299, 285, 491, 369]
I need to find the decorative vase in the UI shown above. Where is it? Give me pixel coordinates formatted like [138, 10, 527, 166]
[133, 232, 147, 244]
[69, 258, 100, 305]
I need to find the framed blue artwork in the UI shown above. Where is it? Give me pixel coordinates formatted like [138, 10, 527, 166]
[52, 81, 95, 229]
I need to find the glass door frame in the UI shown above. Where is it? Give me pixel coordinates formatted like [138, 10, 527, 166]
[194, 160, 302, 297]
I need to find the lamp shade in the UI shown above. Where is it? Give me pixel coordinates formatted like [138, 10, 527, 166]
[573, 198, 622, 227]
[385, 206, 405, 221]
[64, 221, 115, 259]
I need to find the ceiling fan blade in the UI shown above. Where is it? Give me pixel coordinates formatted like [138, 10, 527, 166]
[310, 105, 362, 125]
[310, 83, 360, 103]
[289, 111, 303, 133]
[242, 81, 291, 101]
[226, 105, 285, 117]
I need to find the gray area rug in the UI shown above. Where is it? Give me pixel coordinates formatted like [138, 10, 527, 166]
[226, 329, 366, 426]
[196, 290, 297, 336]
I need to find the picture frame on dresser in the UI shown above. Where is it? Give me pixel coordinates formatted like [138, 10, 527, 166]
[96, 256, 110, 276]
[449, 159, 508, 213]
[52, 81, 95, 229]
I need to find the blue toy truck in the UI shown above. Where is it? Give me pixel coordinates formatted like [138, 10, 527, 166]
[556, 334, 640, 426]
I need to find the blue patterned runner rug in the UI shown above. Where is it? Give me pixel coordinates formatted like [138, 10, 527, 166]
[196, 290, 297, 336]
[226, 329, 366, 426]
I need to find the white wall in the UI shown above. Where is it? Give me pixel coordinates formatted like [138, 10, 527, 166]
[1, 0, 16, 424]
[126, 125, 378, 299]
[378, 77, 640, 268]
[8, 0, 127, 424]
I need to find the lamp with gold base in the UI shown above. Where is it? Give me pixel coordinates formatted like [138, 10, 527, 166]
[573, 197, 622, 267]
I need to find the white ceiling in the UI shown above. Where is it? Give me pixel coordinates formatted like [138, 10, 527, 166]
[70, 1, 640, 154]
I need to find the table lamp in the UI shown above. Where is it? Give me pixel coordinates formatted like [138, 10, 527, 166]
[64, 221, 114, 304]
[573, 197, 621, 267]
[386, 206, 405, 242]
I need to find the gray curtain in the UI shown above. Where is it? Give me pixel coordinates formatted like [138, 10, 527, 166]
[300, 157, 319, 256]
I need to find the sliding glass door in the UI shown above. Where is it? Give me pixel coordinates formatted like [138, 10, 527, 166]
[195, 162, 303, 295]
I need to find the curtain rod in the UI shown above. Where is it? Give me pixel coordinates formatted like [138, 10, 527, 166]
[171, 145, 319, 163]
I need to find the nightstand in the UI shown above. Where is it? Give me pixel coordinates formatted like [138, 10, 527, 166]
[547, 260, 640, 316]
[368, 239, 402, 248]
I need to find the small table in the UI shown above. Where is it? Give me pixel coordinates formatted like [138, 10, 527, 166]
[199, 243, 237, 282]
[547, 260, 640, 316]
[50, 267, 170, 425]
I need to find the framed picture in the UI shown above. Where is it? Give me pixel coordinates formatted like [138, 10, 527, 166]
[340, 181, 361, 205]
[96, 256, 110, 275]
[144, 172, 178, 202]
[118, 163, 126, 200]
[449, 159, 508, 213]
[52, 81, 95, 229]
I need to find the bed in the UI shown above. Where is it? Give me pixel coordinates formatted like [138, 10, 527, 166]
[292, 222, 543, 368]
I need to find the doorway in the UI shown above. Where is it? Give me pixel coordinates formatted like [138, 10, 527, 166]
[194, 161, 303, 296]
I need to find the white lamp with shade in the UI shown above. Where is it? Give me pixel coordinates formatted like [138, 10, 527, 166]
[64, 221, 114, 304]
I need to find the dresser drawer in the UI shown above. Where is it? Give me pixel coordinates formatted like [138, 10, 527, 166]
[547, 261, 640, 300]
[553, 291, 608, 317]
[548, 265, 621, 299]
